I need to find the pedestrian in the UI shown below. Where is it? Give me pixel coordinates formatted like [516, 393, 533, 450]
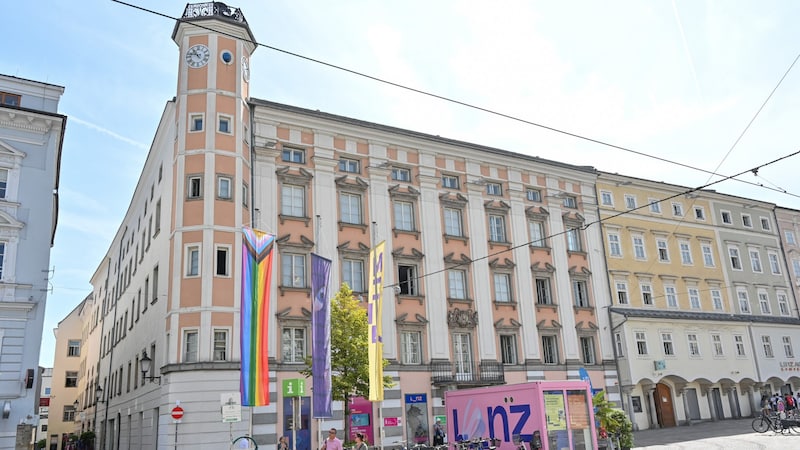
[321, 428, 343, 450]
[777, 397, 786, 418]
[278, 436, 289, 450]
[353, 432, 368, 450]
[433, 419, 445, 446]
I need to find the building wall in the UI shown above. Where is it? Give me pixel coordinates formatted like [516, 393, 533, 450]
[775, 207, 800, 313]
[49, 300, 87, 450]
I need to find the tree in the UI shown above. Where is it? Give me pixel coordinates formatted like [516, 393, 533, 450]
[592, 391, 633, 450]
[302, 283, 393, 440]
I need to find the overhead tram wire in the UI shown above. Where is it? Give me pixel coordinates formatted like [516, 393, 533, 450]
[114, 0, 799, 200]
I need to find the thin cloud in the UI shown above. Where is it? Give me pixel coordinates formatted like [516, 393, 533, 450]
[70, 116, 149, 150]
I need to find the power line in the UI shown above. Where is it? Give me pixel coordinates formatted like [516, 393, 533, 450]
[112, 0, 800, 200]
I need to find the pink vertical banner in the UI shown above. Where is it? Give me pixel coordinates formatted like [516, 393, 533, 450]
[349, 396, 375, 444]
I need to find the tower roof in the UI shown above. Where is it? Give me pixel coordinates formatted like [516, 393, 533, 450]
[171, 2, 256, 45]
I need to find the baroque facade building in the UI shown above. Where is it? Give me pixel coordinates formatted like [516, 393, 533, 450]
[0, 74, 65, 449]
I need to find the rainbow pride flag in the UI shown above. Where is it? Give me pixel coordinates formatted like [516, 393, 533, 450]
[240, 227, 275, 406]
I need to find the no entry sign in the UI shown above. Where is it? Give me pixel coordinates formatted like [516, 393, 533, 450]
[171, 406, 184, 420]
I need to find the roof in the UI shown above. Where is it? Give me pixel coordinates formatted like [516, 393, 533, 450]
[610, 307, 800, 325]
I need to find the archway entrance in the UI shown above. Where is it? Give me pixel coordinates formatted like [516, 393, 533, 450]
[654, 383, 676, 428]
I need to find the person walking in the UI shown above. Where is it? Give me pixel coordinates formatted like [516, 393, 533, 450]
[353, 432, 368, 450]
[321, 428, 343, 450]
[433, 419, 445, 446]
[278, 436, 289, 450]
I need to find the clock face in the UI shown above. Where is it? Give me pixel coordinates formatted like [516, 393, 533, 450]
[241, 56, 250, 81]
[185, 44, 210, 68]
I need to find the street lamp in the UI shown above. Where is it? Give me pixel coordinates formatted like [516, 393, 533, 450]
[140, 350, 161, 384]
[95, 385, 104, 404]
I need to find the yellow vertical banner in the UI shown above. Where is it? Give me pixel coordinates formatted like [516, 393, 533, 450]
[368, 241, 386, 401]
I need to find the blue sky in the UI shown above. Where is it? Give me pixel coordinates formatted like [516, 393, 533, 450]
[4, 0, 800, 366]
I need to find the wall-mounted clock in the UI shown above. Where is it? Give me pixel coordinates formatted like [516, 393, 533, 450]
[185, 44, 210, 68]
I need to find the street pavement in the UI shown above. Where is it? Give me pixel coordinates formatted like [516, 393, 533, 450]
[632, 417, 800, 449]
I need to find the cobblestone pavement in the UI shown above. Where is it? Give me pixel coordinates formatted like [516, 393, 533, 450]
[632, 417, 800, 449]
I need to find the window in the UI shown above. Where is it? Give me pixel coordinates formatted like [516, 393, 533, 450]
[783, 336, 794, 358]
[661, 333, 674, 356]
[453, 333, 473, 379]
[339, 158, 360, 173]
[342, 259, 364, 292]
[397, 264, 418, 295]
[282, 327, 306, 363]
[768, 252, 781, 275]
[762, 335, 774, 358]
[529, 220, 546, 247]
[614, 333, 624, 357]
[760, 217, 771, 230]
[184, 330, 198, 362]
[687, 334, 700, 356]
[242, 183, 249, 207]
[394, 201, 415, 231]
[281, 185, 304, 217]
[526, 188, 542, 202]
[671, 202, 683, 216]
[694, 207, 705, 220]
[535, 278, 553, 305]
[0, 91, 21, 106]
[0, 242, 6, 280]
[734, 335, 746, 357]
[488, 215, 506, 242]
[152, 265, 159, 303]
[632, 236, 646, 260]
[281, 254, 306, 288]
[187, 175, 202, 199]
[656, 239, 669, 262]
[486, 182, 502, 196]
[665, 285, 678, 308]
[778, 292, 790, 316]
[786, 231, 796, 245]
[600, 191, 613, 206]
[190, 114, 203, 131]
[443, 208, 463, 237]
[400, 331, 422, 364]
[448, 270, 467, 299]
[737, 289, 750, 313]
[566, 228, 582, 252]
[688, 288, 700, 309]
[624, 194, 636, 209]
[218, 115, 231, 134]
[649, 199, 661, 213]
[562, 195, 577, 209]
[711, 289, 723, 311]
[213, 330, 228, 361]
[702, 244, 715, 267]
[712, 334, 724, 357]
[339, 192, 362, 224]
[721, 210, 732, 224]
[748, 249, 763, 273]
[67, 340, 80, 357]
[217, 176, 232, 199]
[500, 335, 518, 365]
[391, 167, 411, 181]
[63, 405, 76, 422]
[615, 282, 628, 305]
[729, 247, 742, 270]
[65, 371, 78, 388]
[608, 233, 622, 257]
[186, 245, 200, 276]
[542, 336, 559, 364]
[572, 279, 590, 307]
[742, 214, 752, 228]
[442, 174, 460, 189]
[282, 147, 305, 163]
[758, 291, 771, 315]
[635, 332, 648, 355]
[641, 283, 653, 305]
[794, 259, 800, 277]
[215, 247, 229, 276]
[580, 336, 596, 364]
[493, 273, 512, 302]
[679, 241, 693, 264]
[154, 200, 162, 235]
[0, 169, 7, 199]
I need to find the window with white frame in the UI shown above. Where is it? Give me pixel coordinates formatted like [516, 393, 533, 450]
[0, 241, 6, 280]
[562, 195, 578, 209]
[742, 214, 752, 228]
[190, 114, 204, 131]
[185, 245, 200, 277]
[281, 253, 306, 288]
[391, 167, 411, 182]
[661, 332, 674, 356]
[711, 289, 723, 311]
[649, 199, 661, 213]
[340, 192, 362, 224]
[785, 231, 796, 245]
[694, 206, 705, 220]
[702, 244, 715, 267]
[624, 194, 637, 209]
[665, 285, 678, 308]
[768, 252, 781, 275]
[608, 233, 622, 257]
[282, 147, 305, 163]
[183, 330, 198, 362]
[615, 281, 628, 305]
[535, 277, 553, 304]
[760, 217, 771, 230]
[282, 327, 306, 363]
[400, 331, 422, 364]
[526, 188, 542, 202]
[729, 247, 742, 270]
[187, 175, 202, 199]
[488, 215, 506, 242]
[600, 191, 613, 206]
[493, 273, 512, 303]
[213, 329, 228, 361]
[486, 182, 502, 196]
[794, 259, 800, 277]
[443, 208, 464, 237]
[281, 184, 305, 217]
[632, 235, 646, 260]
[688, 288, 700, 309]
[448, 269, 467, 299]
[656, 239, 669, 262]
[778, 292, 790, 316]
[580, 336, 596, 364]
[720, 210, 732, 224]
[215, 246, 230, 276]
[339, 158, 360, 173]
[442, 174, 460, 189]
[758, 291, 771, 315]
[641, 283, 653, 305]
[500, 335, 518, 364]
[687, 334, 700, 356]
[529, 220, 546, 247]
[635, 331, 648, 355]
[217, 175, 232, 199]
[762, 335, 774, 358]
[542, 335, 559, 364]
[566, 227, 582, 252]
[0, 169, 7, 199]
[783, 336, 794, 358]
[394, 201, 415, 231]
[734, 335, 746, 357]
[737, 289, 751, 313]
[671, 202, 683, 216]
[572, 279, 590, 307]
[342, 259, 365, 292]
[67, 340, 80, 357]
[750, 249, 763, 273]
[679, 241, 693, 264]
[712, 334, 724, 357]
[615, 333, 624, 357]
[397, 264, 418, 295]
[63, 405, 76, 422]
[218, 115, 232, 134]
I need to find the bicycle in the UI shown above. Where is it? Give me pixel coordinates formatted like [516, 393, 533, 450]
[751, 410, 800, 434]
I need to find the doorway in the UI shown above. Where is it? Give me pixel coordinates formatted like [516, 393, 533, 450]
[727, 388, 741, 418]
[685, 388, 701, 421]
[654, 383, 676, 428]
[711, 388, 725, 419]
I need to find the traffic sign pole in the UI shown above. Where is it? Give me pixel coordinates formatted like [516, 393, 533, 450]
[171, 404, 184, 450]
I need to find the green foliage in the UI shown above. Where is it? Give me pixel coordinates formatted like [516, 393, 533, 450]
[592, 391, 633, 449]
[36, 439, 46, 449]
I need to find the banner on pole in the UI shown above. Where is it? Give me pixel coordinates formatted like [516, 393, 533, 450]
[368, 241, 386, 401]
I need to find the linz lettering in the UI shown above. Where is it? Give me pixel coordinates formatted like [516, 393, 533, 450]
[452, 404, 532, 443]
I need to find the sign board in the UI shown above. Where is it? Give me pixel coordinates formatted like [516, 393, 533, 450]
[434, 415, 446, 425]
[384, 417, 400, 427]
[282, 378, 305, 397]
[171, 406, 184, 421]
[221, 392, 242, 423]
[404, 393, 426, 403]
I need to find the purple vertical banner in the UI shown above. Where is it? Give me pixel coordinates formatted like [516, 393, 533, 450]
[311, 253, 333, 418]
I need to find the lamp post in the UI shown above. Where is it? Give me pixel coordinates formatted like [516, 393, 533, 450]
[140, 350, 161, 384]
[93, 385, 103, 450]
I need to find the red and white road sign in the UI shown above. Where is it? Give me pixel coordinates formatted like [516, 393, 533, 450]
[171, 406, 184, 420]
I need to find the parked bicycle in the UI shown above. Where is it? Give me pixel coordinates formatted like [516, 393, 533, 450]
[453, 437, 501, 450]
[751, 410, 800, 434]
